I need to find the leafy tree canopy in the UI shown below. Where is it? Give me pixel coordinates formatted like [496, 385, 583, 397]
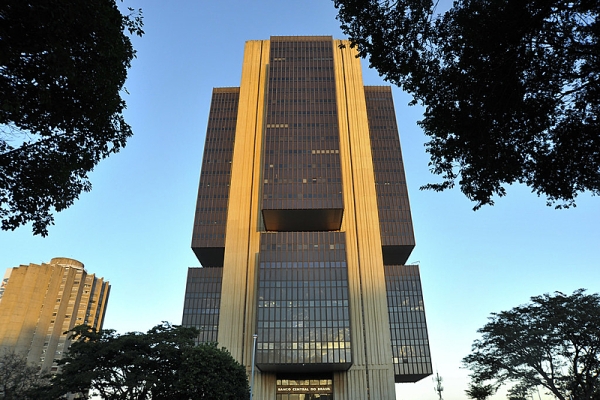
[41, 323, 249, 400]
[176, 342, 251, 399]
[463, 289, 600, 400]
[334, 0, 599, 209]
[465, 381, 495, 400]
[506, 382, 534, 400]
[0, 350, 50, 399]
[0, 0, 143, 236]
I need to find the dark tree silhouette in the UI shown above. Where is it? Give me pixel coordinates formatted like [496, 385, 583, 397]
[175, 343, 250, 400]
[0, 0, 143, 236]
[463, 289, 600, 400]
[0, 350, 49, 399]
[334, 0, 599, 209]
[41, 323, 249, 400]
[465, 382, 495, 400]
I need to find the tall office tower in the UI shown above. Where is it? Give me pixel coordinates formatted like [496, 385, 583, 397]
[0, 257, 110, 373]
[182, 36, 432, 400]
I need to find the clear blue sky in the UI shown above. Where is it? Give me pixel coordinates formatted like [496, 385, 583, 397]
[1, 1, 599, 399]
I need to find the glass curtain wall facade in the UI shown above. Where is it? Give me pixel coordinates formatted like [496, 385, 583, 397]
[365, 86, 416, 265]
[182, 36, 432, 400]
[261, 38, 343, 231]
[182, 267, 222, 343]
[191, 87, 239, 267]
[257, 232, 351, 372]
[385, 265, 432, 381]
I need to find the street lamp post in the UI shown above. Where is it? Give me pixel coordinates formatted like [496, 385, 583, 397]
[250, 334, 258, 400]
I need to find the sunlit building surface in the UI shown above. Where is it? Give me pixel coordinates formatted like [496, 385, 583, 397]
[182, 36, 432, 399]
[0, 257, 109, 373]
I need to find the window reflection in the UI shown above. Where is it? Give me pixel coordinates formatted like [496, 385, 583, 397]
[385, 265, 433, 382]
[257, 232, 352, 370]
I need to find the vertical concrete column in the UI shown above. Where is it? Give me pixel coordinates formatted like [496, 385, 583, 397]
[334, 40, 396, 400]
[218, 40, 269, 368]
